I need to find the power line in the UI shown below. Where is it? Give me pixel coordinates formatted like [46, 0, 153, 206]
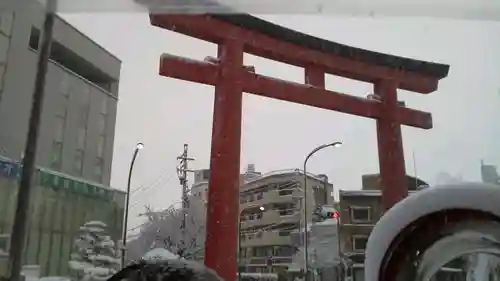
[129, 174, 176, 209]
[131, 172, 172, 197]
[130, 166, 169, 195]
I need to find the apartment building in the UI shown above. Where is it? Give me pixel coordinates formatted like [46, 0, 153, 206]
[182, 165, 335, 272]
[190, 164, 263, 205]
[338, 174, 428, 281]
[239, 169, 334, 274]
[0, 6, 120, 185]
[481, 160, 499, 185]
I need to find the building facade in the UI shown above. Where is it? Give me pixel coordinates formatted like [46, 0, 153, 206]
[481, 161, 499, 185]
[0, 5, 123, 278]
[0, 157, 126, 277]
[0, 7, 120, 185]
[337, 174, 463, 281]
[142, 165, 335, 274]
[238, 168, 334, 274]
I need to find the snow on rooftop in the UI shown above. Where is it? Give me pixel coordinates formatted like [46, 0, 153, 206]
[244, 168, 327, 185]
[339, 190, 418, 197]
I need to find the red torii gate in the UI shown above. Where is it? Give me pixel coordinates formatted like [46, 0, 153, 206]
[150, 13, 449, 281]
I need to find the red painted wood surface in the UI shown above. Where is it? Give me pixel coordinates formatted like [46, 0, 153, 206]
[150, 13, 446, 281]
[375, 80, 408, 208]
[204, 41, 244, 280]
[151, 14, 439, 93]
[159, 54, 433, 129]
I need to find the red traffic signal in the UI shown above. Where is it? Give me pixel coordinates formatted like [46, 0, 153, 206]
[327, 211, 340, 218]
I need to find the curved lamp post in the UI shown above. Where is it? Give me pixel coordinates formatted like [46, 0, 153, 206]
[303, 141, 342, 280]
[121, 142, 144, 267]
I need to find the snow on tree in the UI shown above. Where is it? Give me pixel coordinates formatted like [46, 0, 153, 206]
[289, 219, 341, 276]
[68, 221, 121, 281]
[126, 199, 206, 263]
[142, 248, 179, 261]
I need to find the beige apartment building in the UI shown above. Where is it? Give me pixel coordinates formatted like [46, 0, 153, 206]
[238, 168, 334, 274]
[187, 165, 335, 272]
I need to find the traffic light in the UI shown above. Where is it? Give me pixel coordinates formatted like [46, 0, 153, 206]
[326, 211, 340, 219]
[314, 206, 340, 220]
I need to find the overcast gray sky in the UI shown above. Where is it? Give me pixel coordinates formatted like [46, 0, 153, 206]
[61, 13, 500, 230]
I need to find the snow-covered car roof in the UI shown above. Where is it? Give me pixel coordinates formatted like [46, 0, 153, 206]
[108, 259, 223, 281]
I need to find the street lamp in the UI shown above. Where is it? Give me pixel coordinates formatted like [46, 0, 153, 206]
[302, 141, 342, 281]
[121, 142, 145, 268]
[238, 205, 265, 280]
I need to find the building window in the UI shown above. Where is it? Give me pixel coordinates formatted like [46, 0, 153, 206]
[274, 245, 294, 257]
[98, 116, 106, 135]
[97, 135, 105, 158]
[29, 27, 40, 50]
[77, 106, 89, 129]
[0, 33, 8, 64]
[202, 169, 210, 181]
[50, 142, 63, 169]
[279, 209, 294, 216]
[54, 116, 65, 143]
[60, 72, 70, 95]
[256, 192, 263, 200]
[278, 231, 290, 237]
[100, 98, 108, 115]
[76, 128, 86, 150]
[94, 157, 103, 182]
[0, 65, 4, 91]
[352, 235, 369, 252]
[56, 97, 67, 118]
[278, 189, 293, 196]
[0, 12, 13, 36]
[74, 150, 84, 175]
[350, 206, 372, 223]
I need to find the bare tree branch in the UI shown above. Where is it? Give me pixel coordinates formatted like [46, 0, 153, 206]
[126, 199, 206, 261]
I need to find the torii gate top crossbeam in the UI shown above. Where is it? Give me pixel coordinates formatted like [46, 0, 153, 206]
[150, 13, 449, 93]
[150, 10, 451, 281]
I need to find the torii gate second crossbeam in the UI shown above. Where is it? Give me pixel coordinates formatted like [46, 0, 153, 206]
[150, 13, 449, 281]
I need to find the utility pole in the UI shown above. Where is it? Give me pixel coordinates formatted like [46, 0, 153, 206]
[176, 144, 195, 256]
[8, 0, 56, 280]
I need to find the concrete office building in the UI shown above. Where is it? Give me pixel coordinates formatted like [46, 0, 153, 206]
[0, 5, 120, 185]
[0, 5, 124, 278]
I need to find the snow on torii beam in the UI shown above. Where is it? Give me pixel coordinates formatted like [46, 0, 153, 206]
[150, 13, 449, 281]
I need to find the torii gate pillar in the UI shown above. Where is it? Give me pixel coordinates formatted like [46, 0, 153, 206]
[150, 13, 449, 281]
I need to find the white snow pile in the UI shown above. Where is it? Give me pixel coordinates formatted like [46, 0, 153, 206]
[110, 259, 223, 281]
[68, 221, 121, 281]
[142, 248, 179, 261]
